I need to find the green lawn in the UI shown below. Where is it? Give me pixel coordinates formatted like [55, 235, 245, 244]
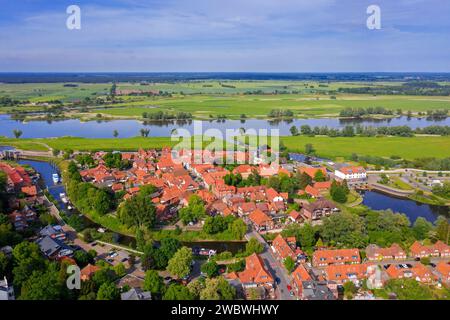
[280, 136, 450, 160]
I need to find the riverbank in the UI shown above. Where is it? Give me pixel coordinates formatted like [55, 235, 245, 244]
[2, 135, 450, 160]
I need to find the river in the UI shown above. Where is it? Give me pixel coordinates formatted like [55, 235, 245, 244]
[361, 190, 449, 223]
[1, 114, 448, 138]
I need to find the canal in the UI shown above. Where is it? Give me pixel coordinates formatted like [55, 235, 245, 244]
[16, 158, 247, 254]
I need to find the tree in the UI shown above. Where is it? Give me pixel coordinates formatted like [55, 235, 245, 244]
[12, 242, 47, 289]
[159, 238, 181, 261]
[420, 257, 431, 265]
[201, 260, 219, 278]
[142, 244, 169, 270]
[113, 263, 126, 277]
[245, 238, 264, 255]
[19, 265, 63, 300]
[200, 277, 236, 300]
[330, 180, 348, 203]
[297, 223, 316, 250]
[96, 282, 120, 300]
[0, 252, 9, 278]
[228, 218, 247, 239]
[118, 191, 156, 229]
[343, 281, 357, 300]
[300, 125, 312, 135]
[140, 128, 150, 137]
[314, 170, 326, 182]
[434, 216, 449, 244]
[203, 216, 227, 234]
[320, 212, 367, 248]
[167, 247, 193, 279]
[52, 149, 60, 157]
[383, 278, 434, 300]
[289, 126, 299, 136]
[283, 256, 295, 273]
[143, 270, 165, 296]
[305, 143, 315, 155]
[179, 195, 205, 225]
[163, 284, 193, 300]
[187, 279, 204, 299]
[297, 172, 312, 189]
[73, 250, 92, 268]
[331, 186, 347, 203]
[13, 129, 23, 139]
[412, 217, 433, 240]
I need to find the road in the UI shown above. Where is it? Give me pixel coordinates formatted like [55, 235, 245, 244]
[246, 230, 294, 300]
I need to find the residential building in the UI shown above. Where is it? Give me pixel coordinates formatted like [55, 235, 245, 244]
[334, 166, 367, 187]
[248, 209, 274, 232]
[313, 248, 360, 267]
[0, 277, 15, 300]
[324, 263, 371, 285]
[301, 199, 339, 221]
[35, 236, 73, 259]
[271, 234, 298, 262]
[121, 288, 152, 300]
[386, 263, 435, 284]
[365, 244, 407, 261]
[238, 253, 274, 290]
[410, 241, 450, 258]
[435, 262, 450, 285]
[80, 264, 101, 281]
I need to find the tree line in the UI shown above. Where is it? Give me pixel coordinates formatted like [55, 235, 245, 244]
[290, 124, 450, 137]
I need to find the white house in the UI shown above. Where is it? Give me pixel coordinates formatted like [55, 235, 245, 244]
[334, 166, 367, 181]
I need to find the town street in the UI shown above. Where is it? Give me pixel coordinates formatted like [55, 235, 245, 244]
[246, 230, 295, 300]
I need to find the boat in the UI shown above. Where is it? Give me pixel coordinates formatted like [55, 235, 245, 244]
[198, 248, 217, 257]
[52, 173, 60, 184]
[59, 193, 68, 203]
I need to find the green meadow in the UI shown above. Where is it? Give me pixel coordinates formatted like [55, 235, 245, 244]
[94, 94, 450, 119]
[1, 81, 449, 119]
[280, 135, 450, 160]
[1, 135, 449, 160]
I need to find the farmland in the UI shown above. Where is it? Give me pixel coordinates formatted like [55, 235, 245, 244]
[1, 80, 450, 119]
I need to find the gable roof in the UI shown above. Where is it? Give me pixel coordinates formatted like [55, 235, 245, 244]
[238, 253, 274, 285]
[248, 209, 272, 226]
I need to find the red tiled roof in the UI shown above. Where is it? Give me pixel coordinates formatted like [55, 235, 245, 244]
[313, 248, 360, 266]
[238, 253, 274, 285]
[248, 209, 272, 226]
[272, 234, 295, 260]
[324, 263, 370, 282]
[305, 185, 320, 197]
[300, 167, 327, 179]
[338, 166, 366, 175]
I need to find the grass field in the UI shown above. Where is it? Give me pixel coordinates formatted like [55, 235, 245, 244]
[0, 136, 232, 152]
[2, 81, 449, 119]
[1, 135, 449, 160]
[95, 94, 450, 119]
[280, 136, 450, 160]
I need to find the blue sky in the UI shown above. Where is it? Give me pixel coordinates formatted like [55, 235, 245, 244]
[0, 0, 449, 72]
